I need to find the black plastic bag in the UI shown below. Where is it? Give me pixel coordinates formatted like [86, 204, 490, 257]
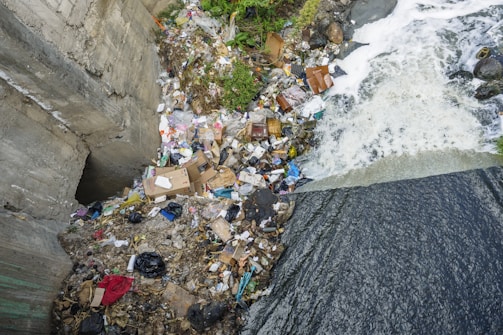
[79, 312, 104, 335]
[163, 202, 183, 219]
[187, 302, 227, 332]
[134, 252, 166, 278]
[128, 212, 142, 224]
[218, 147, 230, 165]
[225, 204, 240, 223]
[89, 202, 103, 215]
[170, 152, 184, 165]
[191, 141, 205, 153]
[248, 156, 259, 166]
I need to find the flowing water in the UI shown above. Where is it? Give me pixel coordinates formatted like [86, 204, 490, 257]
[299, 0, 503, 188]
[241, 1, 503, 334]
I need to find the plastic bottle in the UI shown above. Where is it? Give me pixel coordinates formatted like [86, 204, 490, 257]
[127, 255, 136, 272]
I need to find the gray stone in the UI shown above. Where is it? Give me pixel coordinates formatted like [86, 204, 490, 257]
[473, 58, 503, 81]
[326, 22, 344, 44]
[345, 0, 398, 38]
[309, 31, 328, 50]
[0, 0, 164, 332]
[475, 80, 503, 100]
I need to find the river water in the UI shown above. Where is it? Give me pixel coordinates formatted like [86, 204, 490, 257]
[299, 0, 503, 188]
[241, 1, 503, 334]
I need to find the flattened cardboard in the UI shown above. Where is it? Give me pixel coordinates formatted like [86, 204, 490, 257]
[265, 32, 284, 67]
[182, 150, 217, 184]
[162, 282, 196, 317]
[143, 168, 192, 198]
[305, 65, 334, 94]
[210, 217, 232, 242]
[207, 166, 237, 189]
[90, 287, 105, 307]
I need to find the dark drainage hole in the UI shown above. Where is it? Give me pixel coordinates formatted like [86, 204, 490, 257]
[75, 154, 131, 205]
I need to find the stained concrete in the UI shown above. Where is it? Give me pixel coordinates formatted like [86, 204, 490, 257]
[0, 0, 162, 210]
[0, 0, 164, 332]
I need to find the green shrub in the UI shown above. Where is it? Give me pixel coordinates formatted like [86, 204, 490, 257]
[296, 0, 321, 30]
[157, 1, 184, 21]
[201, 0, 291, 46]
[220, 61, 261, 111]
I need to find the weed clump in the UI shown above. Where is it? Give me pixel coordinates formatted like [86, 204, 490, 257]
[220, 61, 261, 111]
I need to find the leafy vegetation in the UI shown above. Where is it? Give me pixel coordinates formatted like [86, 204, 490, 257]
[220, 61, 261, 111]
[226, 32, 256, 49]
[295, 0, 321, 30]
[201, 0, 294, 46]
[157, 1, 185, 21]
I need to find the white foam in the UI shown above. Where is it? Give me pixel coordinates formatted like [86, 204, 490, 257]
[302, 0, 503, 179]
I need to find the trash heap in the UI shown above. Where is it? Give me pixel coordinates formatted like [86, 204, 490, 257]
[54, 185, 294, 334]
[54, 1, 351, 334]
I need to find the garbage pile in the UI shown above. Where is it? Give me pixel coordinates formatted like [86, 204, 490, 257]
[54, 1, 353, 334]
[54, 185, 294, 334]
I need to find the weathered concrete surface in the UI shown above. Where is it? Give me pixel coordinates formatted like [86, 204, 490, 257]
[0, 79, 88, 220]
[141, 0, 177, 16]
[0, 0, 162, 206]
[0, 210, 72, 334]
[0, 0, 163, 332]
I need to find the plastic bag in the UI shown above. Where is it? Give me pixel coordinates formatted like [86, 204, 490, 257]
[97, 275, 134, 305]
[225, 204, 240, 222]
[134, 252, 166, 278]
[187, 302, 227, 332]
[128, 212, 142, 224]
[79, 312, 104, 335]
[160, 202, 183, 221]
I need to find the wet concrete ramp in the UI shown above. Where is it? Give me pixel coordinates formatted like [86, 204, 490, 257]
[242, 167, 503, 334]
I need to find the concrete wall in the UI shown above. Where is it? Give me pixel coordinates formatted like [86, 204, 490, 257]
[0, 0, 162, 211]
[0, 210, 73, 334]
[0, 0, 163, 332]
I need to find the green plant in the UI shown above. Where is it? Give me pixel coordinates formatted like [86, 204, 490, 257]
[201, 0, 291, 46]
[496, 136, 503, 155]
[295, 0, 321, 30]
[157, 1, 184, 21]
[220, 61, 261, 111]
[66, 225, 78, 233]
[226, 32, 256, 49]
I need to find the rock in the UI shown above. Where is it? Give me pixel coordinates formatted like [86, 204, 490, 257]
[326, 22, 344, 44]
[345, 0, 398, 38]
[473, 58, 503, 81]
[448, 70, 474, 81]
[309, 31, 328, 50]
[475, 80, 503, 100]
[336, 41, 370, 59]
[187, 302, 227, 332]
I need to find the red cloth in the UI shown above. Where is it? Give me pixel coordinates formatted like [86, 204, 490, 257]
[97, 275, 134, 305]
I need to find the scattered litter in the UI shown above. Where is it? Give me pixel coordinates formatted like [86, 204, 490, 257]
[51, 0, 358, 331]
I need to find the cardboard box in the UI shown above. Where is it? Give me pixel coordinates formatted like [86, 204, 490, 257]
[210, 217, 232, 242]
[143, 168, 193, 198]
[207, 166, 237, 190]
[182, 150, 217, 184]
[213, 126, 225, 145]
[245, 122, 268, 142]
[306, 65, 333, 94]
[265, 32, 284, 68]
